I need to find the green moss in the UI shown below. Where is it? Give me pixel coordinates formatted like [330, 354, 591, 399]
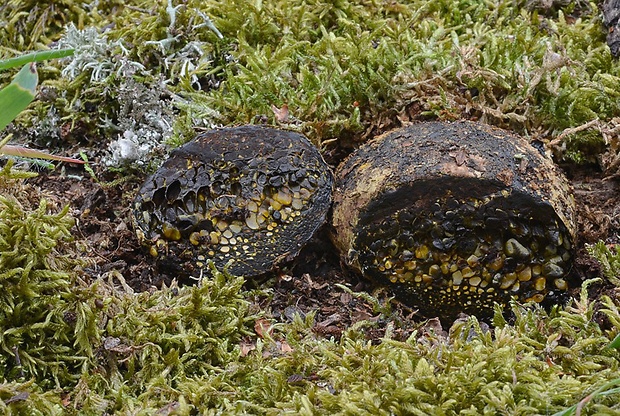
[0, 380, 65, 415]
[0, 162, 101, 388]
[95, 297, 619, 415]
[0, 161, 262, 411]
[0, 0, 122, 50]
[186, 0, 620, 157]
[2, 0, 620, 413]
[62, 265, 258, 413]
[588, 242, 620, 285]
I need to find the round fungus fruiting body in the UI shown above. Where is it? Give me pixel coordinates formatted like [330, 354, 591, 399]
[331, 121, 576, 320]
[133, 125, 333, 278]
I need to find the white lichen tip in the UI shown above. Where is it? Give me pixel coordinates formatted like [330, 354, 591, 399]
[57, 23, 146, 82]
[194, 10, 224, 40]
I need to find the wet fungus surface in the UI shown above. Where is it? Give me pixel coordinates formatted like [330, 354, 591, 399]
[331, 121, 576, 320]
[132, 125, 333, 278]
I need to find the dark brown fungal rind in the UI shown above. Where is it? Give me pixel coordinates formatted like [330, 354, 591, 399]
[133, 125, 333, 278]
[331, 121, 576, 320]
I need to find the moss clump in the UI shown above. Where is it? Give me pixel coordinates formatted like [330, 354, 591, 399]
[0, 162, 261, 412]
[0, 379, 65, 415]
[62, 289, 620, 415]
[588, 241, 620, 284]
[158, 292, 619, 415]
[193, 0, 620, 161]
[66, 266, 258, 413]
[103, 265, 256, 379]
[0, 161, 101, 388]
[0, 0, 124, 50]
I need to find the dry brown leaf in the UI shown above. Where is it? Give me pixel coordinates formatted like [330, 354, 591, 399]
[279, 340, 294, 353]
[240, 341, 256, 357]
[271, 104, 289, 122]
[254, 318, 273, 339]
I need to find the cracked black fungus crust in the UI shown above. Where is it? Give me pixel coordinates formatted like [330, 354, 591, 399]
[133, 125, 334, 278]
[331, 121, 576, 320]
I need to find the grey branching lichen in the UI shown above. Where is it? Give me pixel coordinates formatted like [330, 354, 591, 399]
[57, 24, 146, 83]
[103, 77, 175, 167]
[56, 24, 174, 167]
[59, 2, 225, 166]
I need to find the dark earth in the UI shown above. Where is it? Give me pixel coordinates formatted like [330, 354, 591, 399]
[21, 122, 620, 341]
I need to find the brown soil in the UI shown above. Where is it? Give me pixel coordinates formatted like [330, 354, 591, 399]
[21, 132, 620, 339]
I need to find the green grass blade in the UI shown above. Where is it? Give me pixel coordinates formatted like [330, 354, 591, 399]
[552, 378, 620, 416]
[610, 332, 620, 349]
[551, 406, 577, 416]
[12, 62, 38, 90]
[0, 48, 74, 71]
[0, 63, 38, 130]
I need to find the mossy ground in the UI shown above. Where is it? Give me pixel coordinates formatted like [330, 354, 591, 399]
[1, 0, 620, 414]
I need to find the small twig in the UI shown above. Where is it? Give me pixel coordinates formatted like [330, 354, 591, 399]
[548, 119, 600, 148]
[12, 346, 24, 379]
[575, 392, 593, 416]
